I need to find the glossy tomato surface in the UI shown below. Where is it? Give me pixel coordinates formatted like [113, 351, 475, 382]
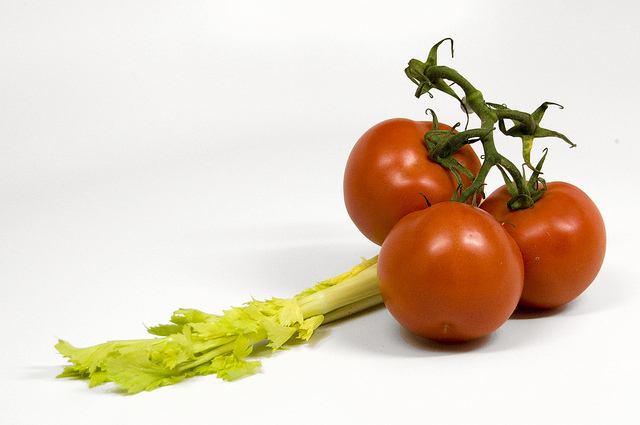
[480, 181, 606, 309]
[343, 118, 481, 245]
[377, 202, 524, 342]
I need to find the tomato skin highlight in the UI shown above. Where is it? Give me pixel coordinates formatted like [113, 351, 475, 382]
[343, 118, 481, 246]
[377, 202, 524, 342]
[480, 181, 606, 309]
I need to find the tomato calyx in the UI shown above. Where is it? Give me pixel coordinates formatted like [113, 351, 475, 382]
[497, 148, 549, 210]
[423, 109, 486, 203]
[406, 38, 576, 211]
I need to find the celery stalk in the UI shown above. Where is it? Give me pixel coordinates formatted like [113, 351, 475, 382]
[56, 256, 381, 394]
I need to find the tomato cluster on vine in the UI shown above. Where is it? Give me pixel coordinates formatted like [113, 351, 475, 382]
[343, 39, 606, 342]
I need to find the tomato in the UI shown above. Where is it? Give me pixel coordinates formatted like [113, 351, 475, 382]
[377, 202, 524, 342]
[480, 181, 606, 309]
[343, 118, 482, 245]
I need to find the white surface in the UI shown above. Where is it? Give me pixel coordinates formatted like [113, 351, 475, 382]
[2, 1, 639, 424]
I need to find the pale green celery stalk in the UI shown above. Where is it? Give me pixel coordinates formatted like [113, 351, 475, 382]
[297, 264, 381, 320]
[56, 256, 381, 394]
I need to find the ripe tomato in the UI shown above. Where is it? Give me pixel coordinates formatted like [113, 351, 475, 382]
[480, 181, 606, 309]
[343, 118, 482, 245]
[377, 202, 524, 342]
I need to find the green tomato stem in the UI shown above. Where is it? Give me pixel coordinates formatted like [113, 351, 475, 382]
[407, 39, 574, 209]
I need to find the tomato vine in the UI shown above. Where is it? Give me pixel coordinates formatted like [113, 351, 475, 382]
[405, 38, 576, 210]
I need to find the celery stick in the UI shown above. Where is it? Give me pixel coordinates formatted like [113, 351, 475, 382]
[56, 256, 381, 394]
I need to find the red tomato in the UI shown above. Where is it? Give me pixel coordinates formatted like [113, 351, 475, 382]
[344, 118, 482, 245]
[377, 202, 524, 342]
[480, 181, 606, 309]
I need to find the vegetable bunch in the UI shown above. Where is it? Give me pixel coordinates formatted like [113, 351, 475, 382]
[56, 39, 606, 393]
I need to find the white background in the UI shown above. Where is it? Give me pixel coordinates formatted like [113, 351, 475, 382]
[2, 1, 639, 424]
